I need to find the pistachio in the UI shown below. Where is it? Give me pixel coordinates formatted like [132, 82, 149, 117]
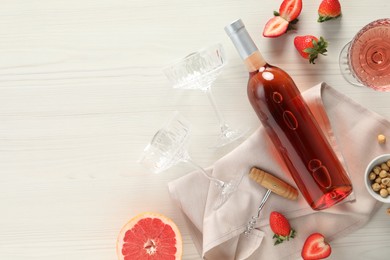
[381, 163, 390, 171]
[382, 177, 390, 186]
[378, 134, 386, 144]
[379, 170, 388, 178]
[372, 183, 381, 192]
[380, 188, 389, 198]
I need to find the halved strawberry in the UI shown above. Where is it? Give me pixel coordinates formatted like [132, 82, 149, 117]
[301, 233, 332, 260]
[279, 0, 303, 22]
[293, 35, 328, 64]
[263, 16, 289, 38]
[263, 0, 302, 38]
[318, 0, 342, 23]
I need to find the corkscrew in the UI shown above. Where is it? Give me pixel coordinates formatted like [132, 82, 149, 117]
[244, 167, 298, 235]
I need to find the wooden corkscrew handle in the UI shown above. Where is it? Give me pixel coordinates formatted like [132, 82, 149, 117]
[249, 167, 298, 200]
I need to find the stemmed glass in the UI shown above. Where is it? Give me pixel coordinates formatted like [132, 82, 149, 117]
[139, 111, 240, 210]
[339, 18, 390, 91]
[163, 43, 247, 147]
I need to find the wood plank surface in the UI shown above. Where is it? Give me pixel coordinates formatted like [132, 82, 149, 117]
[0, 1, 389, 259]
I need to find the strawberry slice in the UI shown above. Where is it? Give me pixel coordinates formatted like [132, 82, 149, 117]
[263, 16, 289, 38]
[263, 0, 302, 38]
[301, 233, 332, 260]
[279, 0, 303, 22]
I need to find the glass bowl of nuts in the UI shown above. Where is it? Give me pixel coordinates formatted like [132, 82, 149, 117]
[365, 154, 390, 203]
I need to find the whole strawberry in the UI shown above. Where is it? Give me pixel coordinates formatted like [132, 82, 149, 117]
[318, 0, 342, 23]
[294, 35, 328, 64]
[269, 211, 296, 245]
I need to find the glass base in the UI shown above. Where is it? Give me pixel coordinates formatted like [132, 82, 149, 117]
[213, 125, 250, 148]
[212, 169, 246, 210]
[212, 180, 237, 210]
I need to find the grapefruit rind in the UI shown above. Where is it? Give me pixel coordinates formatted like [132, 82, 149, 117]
[116, 212, 183, 260]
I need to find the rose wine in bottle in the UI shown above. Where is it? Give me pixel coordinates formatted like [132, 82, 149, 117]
[225, 19, 353, 210]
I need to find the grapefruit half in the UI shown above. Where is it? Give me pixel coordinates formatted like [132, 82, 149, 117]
[116, 212, 182, 260]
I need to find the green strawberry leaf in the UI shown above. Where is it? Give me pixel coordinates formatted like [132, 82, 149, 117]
[272, 228, 297, 245]
[302, 37, 329, 64]
[318, 14, 342, 23]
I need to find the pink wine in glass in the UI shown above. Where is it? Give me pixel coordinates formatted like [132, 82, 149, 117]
[225, 19, 353, 210]
[348, 18, 390, 91]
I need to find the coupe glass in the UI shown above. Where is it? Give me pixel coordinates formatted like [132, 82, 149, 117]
[163, 43, 247, 147]
[139, 112, 240, 210]
[339, 18, 390, 91]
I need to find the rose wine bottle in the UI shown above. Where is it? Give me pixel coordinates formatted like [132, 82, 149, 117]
[225, 19, 353, 210]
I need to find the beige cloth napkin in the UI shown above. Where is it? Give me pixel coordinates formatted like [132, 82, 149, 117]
[168, 82, 386, 260]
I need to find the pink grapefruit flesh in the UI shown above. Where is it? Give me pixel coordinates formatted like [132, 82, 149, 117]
[116, 212, 182, 260]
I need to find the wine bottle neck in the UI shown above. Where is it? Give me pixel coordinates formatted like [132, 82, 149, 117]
[225, 19, 267, 72]
[244, 50, 267, 72]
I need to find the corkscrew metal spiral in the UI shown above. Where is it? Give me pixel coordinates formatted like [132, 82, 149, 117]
[244, 189, 271, 235]
[244, 167, 298, 235]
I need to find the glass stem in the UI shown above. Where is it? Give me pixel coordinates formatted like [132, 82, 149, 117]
[206, 89, 229, 133]
[185, 158, 225, 188]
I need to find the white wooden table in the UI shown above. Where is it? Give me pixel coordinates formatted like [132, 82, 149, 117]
[1, 0, 389, 259]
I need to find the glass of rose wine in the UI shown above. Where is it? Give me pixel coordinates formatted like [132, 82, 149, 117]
[339, 18, 390, 91]
[163, 43, 247, 147]
[139, 111, 241, 210]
